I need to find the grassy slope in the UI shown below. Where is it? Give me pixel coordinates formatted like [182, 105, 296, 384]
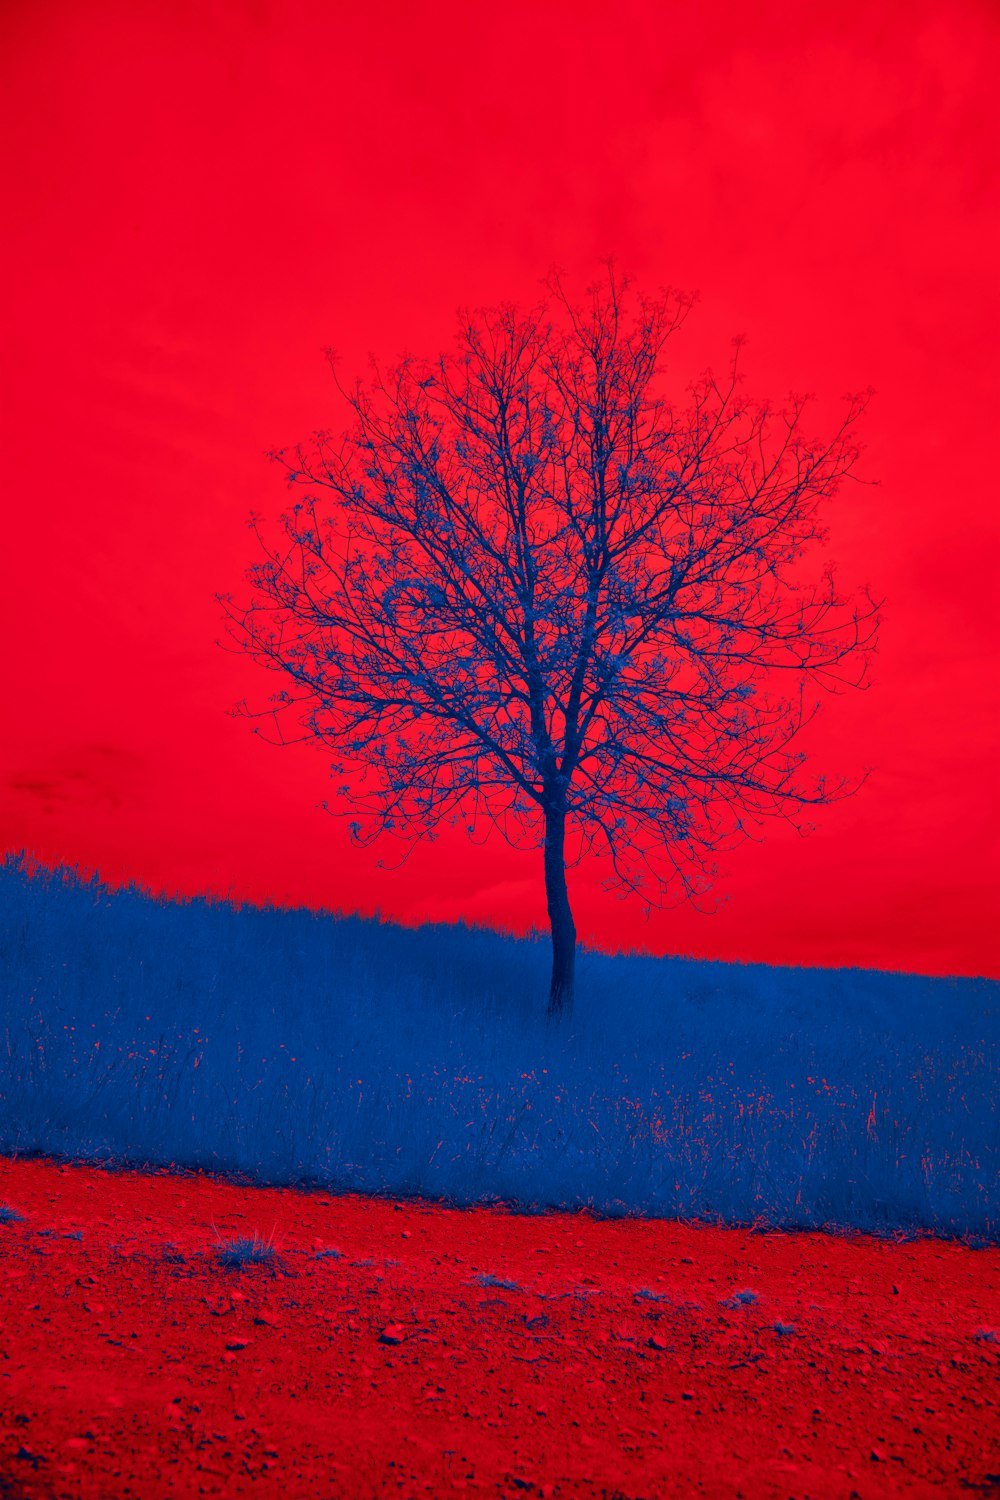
[0, 854, 996, 1239]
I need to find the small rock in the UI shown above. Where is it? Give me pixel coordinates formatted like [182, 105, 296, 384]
[681, 1390, 695, 1401]
[380, 1322, 406, 1345]
[648, 1334, 668, 1351]
[870, 1448, 885, 1462]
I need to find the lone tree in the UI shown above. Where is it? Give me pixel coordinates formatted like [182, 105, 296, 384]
[222, 268, 878, 1020]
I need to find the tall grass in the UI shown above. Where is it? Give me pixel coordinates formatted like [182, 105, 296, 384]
[0, 853, 996, 1239]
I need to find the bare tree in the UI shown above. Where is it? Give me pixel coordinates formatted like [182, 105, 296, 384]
[221, 267, 879, 1020]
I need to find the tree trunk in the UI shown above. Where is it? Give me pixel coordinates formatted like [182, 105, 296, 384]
[543, 802, 576, 1021]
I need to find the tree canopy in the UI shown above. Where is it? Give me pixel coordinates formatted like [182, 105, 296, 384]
[222, 268, 879, 1016]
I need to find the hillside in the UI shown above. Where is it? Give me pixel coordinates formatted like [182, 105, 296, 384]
[1, 855, 996, 1239]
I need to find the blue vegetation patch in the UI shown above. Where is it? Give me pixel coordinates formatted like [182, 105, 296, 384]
[720, 1289, 760, 1309]
[214, 1233, 278, 1270]
[0, 853, 996, 1240]
[474, 1272, 522, 1291]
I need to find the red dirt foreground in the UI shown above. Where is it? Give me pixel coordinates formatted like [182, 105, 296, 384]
[0, 1157, 997, 1499]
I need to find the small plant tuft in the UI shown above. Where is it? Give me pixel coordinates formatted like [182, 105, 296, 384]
[214, 1232, 278, 1270]
[474, 1272, 521, 1291]
[721, 1288, 760, 1309]
[0, 1203, 25, 1225]
[635, 1287, 670, 1302]
[314, 1247, 343, 1260]
[773, 1321, 797, 1336]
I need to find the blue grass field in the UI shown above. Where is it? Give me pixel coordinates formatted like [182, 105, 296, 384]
[0, 853, 996, 1241]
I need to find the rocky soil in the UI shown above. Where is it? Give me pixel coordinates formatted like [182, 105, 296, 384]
[0, 1156, 997, 1498]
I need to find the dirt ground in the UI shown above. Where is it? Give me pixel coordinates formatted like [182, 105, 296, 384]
[0, 1155, 996, 1498]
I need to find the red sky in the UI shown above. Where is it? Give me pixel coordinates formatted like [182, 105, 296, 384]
[2, 0, 998, 977]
